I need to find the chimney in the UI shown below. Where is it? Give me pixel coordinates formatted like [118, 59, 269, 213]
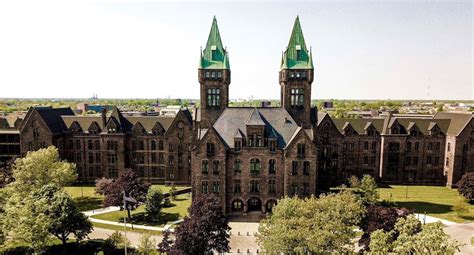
[101, 108, 107, 127]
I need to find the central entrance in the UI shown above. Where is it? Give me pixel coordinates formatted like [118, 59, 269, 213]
[247, 197, 262, 212]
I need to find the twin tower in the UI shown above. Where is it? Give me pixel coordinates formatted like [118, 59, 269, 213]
[198, 16, 315, 129]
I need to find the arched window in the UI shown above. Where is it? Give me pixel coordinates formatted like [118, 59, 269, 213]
[268, 159, 276, 174]
[250, 158, 261, 175]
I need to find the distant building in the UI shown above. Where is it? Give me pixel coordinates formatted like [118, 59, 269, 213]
[322, 101, 333, 109]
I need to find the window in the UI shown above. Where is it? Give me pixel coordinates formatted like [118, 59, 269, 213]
[233, 200, 243, 210]
[250, 180, 260, 193]
[428, 142, 433, 150]
[363, 156, 369, 165]
[405, 156, 411, 166]
[151, 140, 157, 150]
[202, 181, 208, 193]
[426, 156, 432, 165]
[269, 140, 276, 152]
[107, 152, 117, 164]
[234, 159, 242, 173]
[168, 155, 174, 166]
[76, 140, 81, 150]
[269, 159, 276, 174]
[169, 143, 174, 152]
[447, 143, 451, 152]
[202, 160, 208, 174]
[290, 88, 304, 107]
[234, 180, 241, 193]
[206, 143, 215, 156]
[350, 142, 354, 150]
[33, 128, 40, 139]
[88, 152, 93, 164]
[446, 157, 450, 167]
[88, 140, 93, 150]
[159, 140, 164, 150]
[235, 140, 242, 152]
[96, 152, 101, 163]
[292, 161, 298, 175]
[212, 160, 219, 174]
[250, 158, 261, 175]
[434, 156, 440, 166]
[207, 88, 221, 108]
[108, 167, 118, 178]
[303, 161, 310, 176]
[371, 141, 377, 150]
[414, 142, 419, 151]
[94, 140, 100, 150]
[291, 182, 298, 196]
[303, 182, 310, 195]
[212, 181, 220, 193]
[268, 180, 276, 194]
[158, 153, 164, 163]
[413, 156, 419, 165]
[370, 156, 376, 166]
[106, 141, 118, 150]
[151, 153, 157, 163]
[364, 141, 369, 150]
[297, 143, 305, 157]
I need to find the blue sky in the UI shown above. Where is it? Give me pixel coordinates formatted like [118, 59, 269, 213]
[0, 1, 472, 100]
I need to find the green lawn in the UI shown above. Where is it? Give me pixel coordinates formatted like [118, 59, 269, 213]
[64, 185, 190, 212]
[64, 186, 104, 211]
[379, 185, 474, 223]
[91, 193, 191, 227]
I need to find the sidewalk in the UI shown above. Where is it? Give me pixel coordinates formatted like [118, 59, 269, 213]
[83, 206, 178, 232]
[414, 213, 457, 226]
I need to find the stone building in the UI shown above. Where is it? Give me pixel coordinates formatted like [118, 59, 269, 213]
[0, 16, 472, 216]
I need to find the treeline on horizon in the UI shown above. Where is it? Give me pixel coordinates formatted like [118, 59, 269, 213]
[0, 98, 472, 114]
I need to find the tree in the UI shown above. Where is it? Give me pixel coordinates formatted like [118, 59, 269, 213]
[457, 172, 474, 200]
[0, 189, 7, 246]
[169, 182, 177, 201]
[348, 175, 361, 188]
[367, 215, 461, 254]
[173, 194, 230, 255]
[95, 169, 149, 218]
[452, 198, 469, 217]
[258, 190, 365, 254]
[138, 233, 158, 255]
[145, 186, 164, 221]
[359, 205, 411, 249]
[31, 184, 92, 245]
[9, 146, 76, 194]
[359, 175, 379, 205]
[157, 229, 174, 253]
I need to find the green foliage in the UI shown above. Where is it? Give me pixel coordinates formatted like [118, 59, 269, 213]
[9, 146, 76, 195]
[258, 190, 365, 254]
[105, 231, 130, 250]
[359, 175, 379, 205]
[452, 198, 469, 217]
[367, 215, 462, 254]
[169, 183, 177, 201]
[145, 186, 164, 220]
[348, 175, 361, 188]
[138, 233, 158, 255]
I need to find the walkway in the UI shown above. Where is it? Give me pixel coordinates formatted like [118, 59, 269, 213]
[444, 223, 474, 255]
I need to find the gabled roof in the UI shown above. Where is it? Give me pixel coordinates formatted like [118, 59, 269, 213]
[387, 118, 451, 135]
[332, 118, 384, 135]
[199, 16, 230, 70]
[26, 107, 75, 134]
[433, 112, 473, 136]
[233, 128, 245, 138]
[211, 107, 303, 148]
[246, 108, 265, 126]
[281, 16, 313, 70]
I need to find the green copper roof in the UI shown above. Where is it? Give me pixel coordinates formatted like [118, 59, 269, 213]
[281, 16, 313, 70]
[199, 17, 230, 70]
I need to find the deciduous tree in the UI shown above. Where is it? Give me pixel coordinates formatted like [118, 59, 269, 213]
[138, 233, 158, 255]
[258, 190, 365, 254]
[145, 186, 164, 221]
[457, 172, 474, 200]
[157, 229, 174, 253]
[9, 146, 76, 194]
[173, 194, 230, 255]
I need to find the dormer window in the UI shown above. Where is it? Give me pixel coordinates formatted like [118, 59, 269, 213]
[206, 142, 215, 156]
[108, 128, 116, 133]
[217, 71, 222, 78]
[235, 140, 242, 152]
[269, 140, 276, 152]
[205, 71, 210, 78]
[296, 45, 303, 61]
[211, 45, 218, 60]
[297, 143, 306, 157]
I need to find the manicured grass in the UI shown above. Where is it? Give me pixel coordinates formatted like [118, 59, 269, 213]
[64, 186, 104, 211]
[92, 222, 162, 235]
[379, 185, 474, 223]
[471, 236, 474, 246]
[91, 193, 191, 227]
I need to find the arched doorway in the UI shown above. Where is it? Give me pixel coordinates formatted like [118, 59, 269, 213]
[232, 199, 243, 212]
[248, 197, 262, 212]
[266, 200, 277, 213]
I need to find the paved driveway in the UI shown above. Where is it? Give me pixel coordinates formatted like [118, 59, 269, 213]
[444, 223, 474, 255]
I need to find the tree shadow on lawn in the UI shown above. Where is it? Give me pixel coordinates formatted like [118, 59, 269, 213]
[117, 212, 181, 227]
[74, 197, 103, 211]
[394, 201, 453, 214]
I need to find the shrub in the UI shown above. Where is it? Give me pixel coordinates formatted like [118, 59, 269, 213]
[457, 172, 474, 200]
[145, 186, 164, 221]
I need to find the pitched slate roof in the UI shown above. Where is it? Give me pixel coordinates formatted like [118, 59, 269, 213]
[387, 118, 451, 135]
[433, 112, 473, 136]
[212, 107, 303, 148]
[246, 108, 265, 126]
[35, 107, 75, 134]
[281, 16, 313, 70]
[199, 16, 230, 70]
[332, 118, 385, 135]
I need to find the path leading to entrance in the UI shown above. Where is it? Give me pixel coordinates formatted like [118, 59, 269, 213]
[444, 223, 474, 255]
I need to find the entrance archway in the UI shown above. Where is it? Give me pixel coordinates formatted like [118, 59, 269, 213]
[266, 199, 277, 213]
[247, 197, 262, 212]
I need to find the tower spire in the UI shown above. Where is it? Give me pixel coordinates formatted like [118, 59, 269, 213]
[281, 16, 313, 70]
[200, 16, 230, 69]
